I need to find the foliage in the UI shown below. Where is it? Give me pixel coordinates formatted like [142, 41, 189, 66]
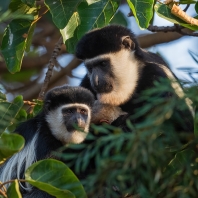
[7, 179, 22, 198]
[60, 78, 198, 198]
[25, 159, 87, 198]
[0, 133, 24, 165]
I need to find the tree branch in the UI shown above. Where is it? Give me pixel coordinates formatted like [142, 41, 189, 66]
[38, 37, 63, 100]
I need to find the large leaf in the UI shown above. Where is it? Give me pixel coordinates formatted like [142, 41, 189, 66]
[1, 19, 32, 73]
[0, 1, 10, 12]
[0, 10, 34, 23]
[0, 0, 38, 73]
[44, 0, 81, 29]
[21, 0, 36, 7]
[195, 1, 198, 14]
[61, 0, 119, 53]
[0, 94, 24, 133]
[7, 179, 22, 198]
[0, 133, 25, 165]
[126, 0, 154, 29]
[25, 159, 87, 198]
[155, 4, 198, 31]
[180, 0, 197, 3]
[110, 10, 128, 27]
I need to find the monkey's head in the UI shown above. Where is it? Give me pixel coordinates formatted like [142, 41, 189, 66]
[44, 85, 95, 144]
[75, 25, 142, 106]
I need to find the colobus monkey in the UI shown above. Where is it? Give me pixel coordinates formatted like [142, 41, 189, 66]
[0, 85, 95, 198]
[75, 25, 194, 132]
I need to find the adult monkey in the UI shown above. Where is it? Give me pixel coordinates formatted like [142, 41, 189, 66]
[75, 25, 194, 132]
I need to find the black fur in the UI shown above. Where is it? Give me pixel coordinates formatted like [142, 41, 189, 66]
[0, 85, 95, 198]
[76, 25, 194, 132]
[76, 25, 138, 59]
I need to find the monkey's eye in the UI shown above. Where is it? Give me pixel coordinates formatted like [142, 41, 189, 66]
[100, 60, 108, 67]
[80, 108, 88, 115]
[62, 108, 74, 116]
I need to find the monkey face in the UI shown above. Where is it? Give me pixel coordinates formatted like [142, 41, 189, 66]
[46, 103, 91, 144]
[85, 57, 114, 94]
[62, 107, 88, 132]
[85, 50, 140, 106]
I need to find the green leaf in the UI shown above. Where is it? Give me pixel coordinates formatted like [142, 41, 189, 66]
[0, 1, 11, 12]
[44, 0, 81, 29]
[0, 92, 6, 100]
[6, 108, 27, 133]
[1, 19, 37, 73]
[21, 0, 36, 7]
[7, 179, 22, 198]
[0, 10, 34, 23]
[60, 12, 80, 43]
[1, 19, 31, 73]
[0, 95, 24, 133]
[126, 0, 154, 29]
[0, 133, 25, 165]
[155, 4, 198, 31]
[0, 0, 38, 73]
[2, 68, 38, 83]
[180, 0, 197, 4]
[110, 10, 128, 27]
[26, 22, 36, 52]
[25, 159, 87, 198]
[32, 103, 43, 117]
[195, 1, 198, 14]
[64, 0, 119, 53]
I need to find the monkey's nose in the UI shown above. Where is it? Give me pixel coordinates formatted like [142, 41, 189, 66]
[94, 75, 99, 86]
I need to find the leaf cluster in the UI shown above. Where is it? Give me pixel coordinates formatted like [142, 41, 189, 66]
[60, 78, 198, 198]
[1, 0, 198, 74]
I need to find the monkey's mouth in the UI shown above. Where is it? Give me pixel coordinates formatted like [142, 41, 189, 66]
[92, 83, 113, 93]
[66, 125, 85, 133]
[77, 126, 86, 131]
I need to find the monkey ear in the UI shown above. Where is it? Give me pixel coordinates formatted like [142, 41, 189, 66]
[121, 36, 135, 50]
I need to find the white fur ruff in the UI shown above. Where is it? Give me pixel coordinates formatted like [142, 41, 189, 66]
[46, 103, 91, 144]
[0, 132, 38, 190]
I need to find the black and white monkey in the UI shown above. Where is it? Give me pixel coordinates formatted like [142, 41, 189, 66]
[0, 85, 95, 198]
[75, 25, 194, 132]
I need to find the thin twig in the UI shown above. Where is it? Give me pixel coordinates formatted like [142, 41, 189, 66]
[183, 4, 190, 12]
[0, 189, 7, 197]
[38, 37, 63, 100]
[147, 24, 198, 37]
[0, 179, 26, 197]
[0, 179, 26, 189]
[0, 181, 7, 197]
[147, 24, 183, 32]
[23, 100, 37, 106]
[177, 29, 198, 36]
